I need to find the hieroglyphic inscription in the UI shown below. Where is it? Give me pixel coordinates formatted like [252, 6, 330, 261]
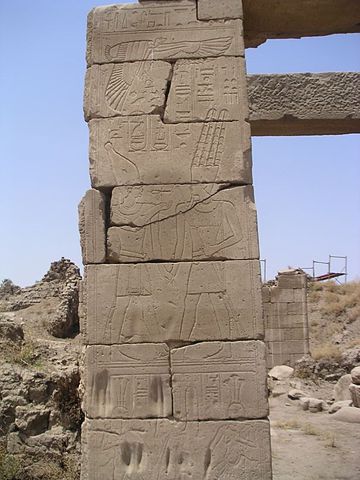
[82, 419, 272, 480]
[82, 261, 263, 345]
[171, 341, 268, 420]
[84, 344, 171, 419]
[84, 62, 171, 120]
[107, 185, 259, 262]
[87, 2, 244, 65]
[89, 116, 252, 187]
[165, 57, 249, 122]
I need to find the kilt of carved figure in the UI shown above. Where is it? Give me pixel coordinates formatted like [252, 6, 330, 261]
[80, 1, 272, 478]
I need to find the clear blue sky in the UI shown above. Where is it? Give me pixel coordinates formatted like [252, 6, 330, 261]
[0, 1, 359, 286]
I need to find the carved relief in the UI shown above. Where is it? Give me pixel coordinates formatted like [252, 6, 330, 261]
[107, 185, 259, 262]
[82, 261, 263, 345]
[84, 62, 171, 120]
[87, 2, 244, 65]
[82, 419, 272, 480]
[164, 57, 249, 122]
[89, 116, 252, 187]
[84, 344, 171, 419]
[171, 341, 268, 420]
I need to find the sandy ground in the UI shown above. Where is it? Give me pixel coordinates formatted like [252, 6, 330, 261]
[270, 390, 360, 480]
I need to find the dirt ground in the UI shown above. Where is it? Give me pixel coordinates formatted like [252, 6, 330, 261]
[270, 391, 360, 480]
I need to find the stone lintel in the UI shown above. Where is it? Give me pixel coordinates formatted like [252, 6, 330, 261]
[244, 0, 360, 47]
[248, 72, 360, 136]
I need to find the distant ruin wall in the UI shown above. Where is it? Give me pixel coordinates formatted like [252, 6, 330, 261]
[263, 270, 309, 368]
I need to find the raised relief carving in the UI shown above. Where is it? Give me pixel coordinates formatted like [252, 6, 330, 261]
[82, 261, 263, 345]
[84, 344, 171, 419]
[84, 61, 171, 120]
[87, 2, 244, 65]
[82, 419, 272, 480]
[89, 116, 252, 187]
[171, 341, 268, 420]
[165, 57, 249, 122]
[107, 185, 259, 262]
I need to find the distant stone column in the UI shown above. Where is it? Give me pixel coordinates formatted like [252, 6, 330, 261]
[79, 1, 272, 478]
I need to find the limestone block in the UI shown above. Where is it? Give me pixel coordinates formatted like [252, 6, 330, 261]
[78, 190, 106, 264]
[87, 2, 244, 65]
[293, 288, 306, 302]
[89, 116, 252, 187]
[334, 374, 352, 402]
[81, 419, 272, 480]
[331, 406, 360, 424]
[171, 341, 268, 420]
[262, 286, 271, 303]
[351, 366, 360, 385]
[349, 383, 360, 408]
[165, 57, 249, 123]
[83, 344, 171, 419]
[265, 327, 306, 342]
[108, 185, 259, 262]
[84, 62, 171, 121]
[270, 288, 294, 303]
[198, 0, 243, 20]
[82, 260, 263, 344]
[277, 274, 307, 289]
[287, 302, 306, 315]
[268, 340, 308, 355]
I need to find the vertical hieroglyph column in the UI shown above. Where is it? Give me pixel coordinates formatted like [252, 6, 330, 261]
[79, 1, 272, 478]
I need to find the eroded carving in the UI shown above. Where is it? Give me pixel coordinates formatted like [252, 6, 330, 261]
[107, 185, 259, 262]
[87, 2, 244, 65]
[82, 419, 272, 480]
[82, 261, 263, 344]
[89, 115, 252, 187]
[171, 341, 268, 420]
[84, 344, 171, 419]
[164, 57, 249, 123]
[79, 189, 106, 264]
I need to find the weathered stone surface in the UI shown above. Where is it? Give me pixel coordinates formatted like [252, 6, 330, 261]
[108, 185, 259, 262]
[351, 366, 360, 385]
[334, 374, 352, 402]
[328, 400, 352, 414]
[81, 260, 263, 344]
[300, 397, 327, 413]
[89, 116, 251, 187]
[268, 365, 294, 381]
[79, 190, 106, 265]
[198, 0, 243, 20]
[87, 2, 244, 65]
[332, 406, 360, 424]
[81, 418, 272, 480]
[84, 344, 171, 419]
[165, 57, 248, 123]
[84, 62, 171, 121]
[171, 341, 268, 420]
[244, 0, 360, 47]
[349, 383, 360, 408]
[248, 72, 360, 136]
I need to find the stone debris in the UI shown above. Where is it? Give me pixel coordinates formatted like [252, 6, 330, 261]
[351, 366, 360, 385]
[80, 1, 271, 478]
[333, 374, 352, 402]
[288, 389, 305, 400]
[300, 397, 327, 413]
[349, 383, 360, 408]
[328, 400, 353, 414]
[268, 365, 294, 381]
[332, 406, 360, 424]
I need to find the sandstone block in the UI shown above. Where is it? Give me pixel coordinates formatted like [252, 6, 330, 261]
[268, 365, 293, 380]
[84, 62, 171, 121]
[89, 116, 251, 187]
[87, 2, 244, 65]
[334, 374, 352, 402]
[351, 366, 360, 385]
[198, 0, 243, 20]
[277, 273, 307, 289]
[287, 302, 306, 315]
[82, 260, 263, 344]
[108, 185, 259, 262]
[81, 418, 272, 480]
[349, 383, 360, 408]
[270, 288, 294, 303]
[165, 57, 248, 123]
[171, 341, 268, 420]
[78, 190, 106, 264]
[265, 327, 306, 342]
[268, 340, 308, 356]
[84, 344, 171, 419]
[332, 406, 360, 423]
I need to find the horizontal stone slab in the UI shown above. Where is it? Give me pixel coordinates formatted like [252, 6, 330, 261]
[164, 57, 248, 123]
[87, 1, 244, 65]
[81, 260, 263, 344]
[84, 61, 171, 121]
[171, 341, 268, 420]
[198, 0, 243, 20]
[265, 328, 308, 342]
[83, 344, 171, 419]
[108, 185, 259, 262]
[267, 340, 309, 355]
[78, 189, 106, 264]
[248, 72, 360, 136]
[89, 116, 251, 187]
[244, 0, 360, 47]
[81, 418, 272, 480]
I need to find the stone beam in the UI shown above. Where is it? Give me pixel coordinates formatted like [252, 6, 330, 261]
[248, 72, 360, 136]
[243, 0, 360, 47]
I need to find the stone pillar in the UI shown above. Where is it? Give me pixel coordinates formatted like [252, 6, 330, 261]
[79, 1, 272, 478]
[263, 269, 309, 368]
